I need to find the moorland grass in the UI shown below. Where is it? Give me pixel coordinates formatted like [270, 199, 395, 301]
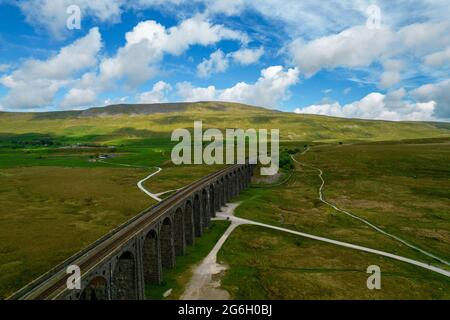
[218, 225, 450, 299]
[231, 140, 450, 275]
[0, 166, 154, 298]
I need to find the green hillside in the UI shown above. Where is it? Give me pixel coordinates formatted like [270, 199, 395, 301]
[1, 102, 449, 145]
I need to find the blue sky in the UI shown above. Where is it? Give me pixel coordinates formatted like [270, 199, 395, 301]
[0, 0, 449, 121]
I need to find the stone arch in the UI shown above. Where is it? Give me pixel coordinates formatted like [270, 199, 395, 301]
[209, 184, 216, 218]
[193, 194, 202, 237]
[112, 251, 137, 300]
[184, 201, 195, 246]
[224, 175, 229, 203]
[230, 174, 234, 199]
[220, 178, 225, 207]
[160, 218, 175, 268]
[215, 181, 221, 211]
[143, 229, 161, 285]
[245, 165, 250, 187]
[202, 188, 210, 228]
[226, 175, 230, 203]
[240, 167, 245, 192]
[174, 208, 185, 256]
[230, 172, 236, 198]
[233, 172, 238, 198]
[79, 276, 108, 300]
[236, 169, 241, 194]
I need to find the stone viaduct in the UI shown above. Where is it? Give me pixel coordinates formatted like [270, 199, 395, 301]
[11, 163, 254, 300]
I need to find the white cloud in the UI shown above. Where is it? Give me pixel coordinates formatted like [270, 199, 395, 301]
[124, 15, 246, 56]
[61, 88, 97, 108]
[231, 47, 264, 65]
[104, 96, 129, 106]
[413, 79, 450, 119]
[137, 81, 172, 103]
[398, 22, 450, 54]
[68, 15, 245, 103]
[206, 0, 245, 15]
[294, 91, 436, 121]
[288, 20, 450, 89]
[176, 82, 218, 102]
[178, 65, 299, 107]
[196, 46, 263, 78]
[14, 0, 365, 40]
[197, 49, 229, 78]
[219, 66, 299, 107]
[0, 64, 10, 73]
[17, 0, 122, 39]
[424, 47, 450, 67]
[0, 28, 102, 109]
[5, 27, 101, 82]
[289, 25, 394, 77]
[96, 16, 243, 85]
[379, 60, 403, 89]
[209, 0, 367, 38]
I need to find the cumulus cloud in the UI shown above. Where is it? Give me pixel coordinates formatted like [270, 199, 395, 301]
[67, 15, 246, 104]
[197, 49, 229, 78]
[398, 22, 450, 54]
[137, 81, 172, 103]
[0, 28, 102, 109]
[17, 0, 122, 39]
[288, 20, 450, 89]
[219, 66, 299, 106]
[289, 25, 394, 77]
[92, 16, 244, 87]
[231, 47, 264, 65]
[294, 91, 436, 121]
[196, 46, 263, 78]
[424, 47, 450, 67]
[178, 65, 299, 107]
[124, 15, 246, 55]
[61, 88, 97, 109]
[413, 79, 450, 119]
[176, 82, 218, 102]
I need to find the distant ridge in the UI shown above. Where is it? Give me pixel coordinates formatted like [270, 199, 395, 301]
[1, 102, 274, 119]
[79, 103, 191, 117]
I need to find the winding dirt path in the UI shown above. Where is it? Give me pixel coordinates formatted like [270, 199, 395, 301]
[181, 204, 243, 300]
[291, 147, 450, 267]
[181, 201, 449, 300]
[98, 160, 163, 202]
[137, 168, 163, 202]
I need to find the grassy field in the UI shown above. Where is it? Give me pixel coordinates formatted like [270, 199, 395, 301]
[146, 220, 230, 300]
[232, 140, 450, 267]
[0, 166, 153, 298]
[1, 102, 449, 299]
[300, 141, 450, 262]
[214, 138, 450, 299]
[218, 225, 450, 300]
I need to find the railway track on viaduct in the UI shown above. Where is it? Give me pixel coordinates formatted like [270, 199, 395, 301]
[8, 163, 254, 300]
